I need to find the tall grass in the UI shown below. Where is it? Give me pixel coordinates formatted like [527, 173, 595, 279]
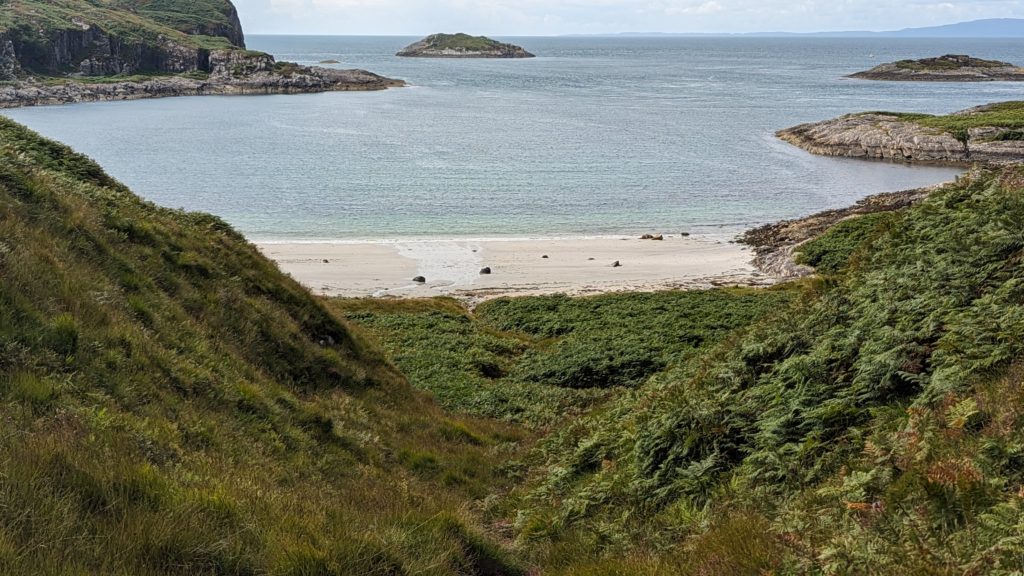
[0, 117, 527, 575]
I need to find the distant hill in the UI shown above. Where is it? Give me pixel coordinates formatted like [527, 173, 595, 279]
[874, 18, 1024, 38]
[574, 18, 1024, 39]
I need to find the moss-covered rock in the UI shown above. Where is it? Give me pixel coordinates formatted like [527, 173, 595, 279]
[850, 54, 1024, 81]
[397, 33, 535, 58]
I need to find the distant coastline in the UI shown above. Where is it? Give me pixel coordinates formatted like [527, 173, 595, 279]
[559, 17, 1024, 38]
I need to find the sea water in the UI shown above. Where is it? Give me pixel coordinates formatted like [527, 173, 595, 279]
[5, 36, 1020, 241]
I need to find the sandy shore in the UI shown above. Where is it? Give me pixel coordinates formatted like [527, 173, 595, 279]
[258, 234, 773, 300]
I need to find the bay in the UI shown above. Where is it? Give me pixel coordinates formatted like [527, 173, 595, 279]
[5, 36, 1019, 241]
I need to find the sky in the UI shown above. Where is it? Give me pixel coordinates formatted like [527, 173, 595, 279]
[230, 0, 1024, 36]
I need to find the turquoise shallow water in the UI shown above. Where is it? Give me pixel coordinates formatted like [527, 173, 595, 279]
[5, 36, 1022, 241]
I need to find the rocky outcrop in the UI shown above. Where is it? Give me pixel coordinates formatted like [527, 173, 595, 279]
[184, 1, 246, 48]
[397, 34, 534, 58]
[0, 0, 404, 107]
[0, 39, 20, 80]
[0, 65, 404, 109]
[778, 109, 1024, 166]
[209, 50, 275, 76]
[850, 55, 1024, 82]
[0, 0, 246, 78]
[1, 24, 217, 77]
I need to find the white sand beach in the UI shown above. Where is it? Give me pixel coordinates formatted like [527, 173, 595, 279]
[257, 234, 772, 300]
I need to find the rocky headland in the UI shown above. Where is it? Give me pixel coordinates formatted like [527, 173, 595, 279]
[0, 58, 403, 109]
[777, 102, 1024, 166]
[0, 0, 403, 108]
[849, 54, 1024, 81]
[397, 33, 534, 58]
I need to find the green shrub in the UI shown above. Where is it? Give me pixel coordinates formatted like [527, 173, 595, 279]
[44, 313, 78, 356]
[795, 212, 893, 274]
[5, 371, 56, 406]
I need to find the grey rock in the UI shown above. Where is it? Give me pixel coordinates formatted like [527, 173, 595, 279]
[0, 65, 404, 109]
[0, 40, 19, 80]
[777, 105, 1024, 166]
[850, 55, 1024, 82]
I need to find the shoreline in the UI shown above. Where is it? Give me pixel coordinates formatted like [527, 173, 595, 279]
[0, 67, 404, 110]
[257, 178, 956, 302]
[258, 234, 773, 301]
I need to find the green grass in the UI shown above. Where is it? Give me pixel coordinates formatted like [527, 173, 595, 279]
[795, 211, 895, 274]
[506, 167, 1024, 573]
[0, 116, 529, 575]
[867, 101, 1024, 133]
[424, 33, 512, 52]
[111, 0, 242, 42]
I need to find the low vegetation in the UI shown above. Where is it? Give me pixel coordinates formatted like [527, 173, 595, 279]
[869, 101, 1024, 133]
[507, 168, 1024, 573]
[426, 33, 509, 52]
[333, 288, 793, 427]
[894, 55, 1011, 71]
[4, 112, 1024, 574]
[794, 211, 894, 274]
[0, 117, 527, 575]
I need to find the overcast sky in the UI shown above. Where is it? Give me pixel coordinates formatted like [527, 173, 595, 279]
[230, 0, 1023, 35]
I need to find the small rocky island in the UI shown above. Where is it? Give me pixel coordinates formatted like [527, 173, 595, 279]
[849, 54, 1024, 82]
[0, 0, 403, 108]
[777, 102, 1024, 166]
[397, 33, 535, 58]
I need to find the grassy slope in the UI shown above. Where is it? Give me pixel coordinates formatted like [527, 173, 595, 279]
[112, 0, 241, 39]
[0, 117, 527, 575]
[868, 101, 1024, 134]
[501, 169, 1024, 574]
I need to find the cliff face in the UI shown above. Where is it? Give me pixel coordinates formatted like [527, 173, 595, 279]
[778, 109, 1024, 166]
[0, 39, 19, 80]
[0, 0, 248, 77]
[1, 25, 209, 76]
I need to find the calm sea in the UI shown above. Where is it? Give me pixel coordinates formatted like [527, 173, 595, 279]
[5, 36, 1023, 241]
